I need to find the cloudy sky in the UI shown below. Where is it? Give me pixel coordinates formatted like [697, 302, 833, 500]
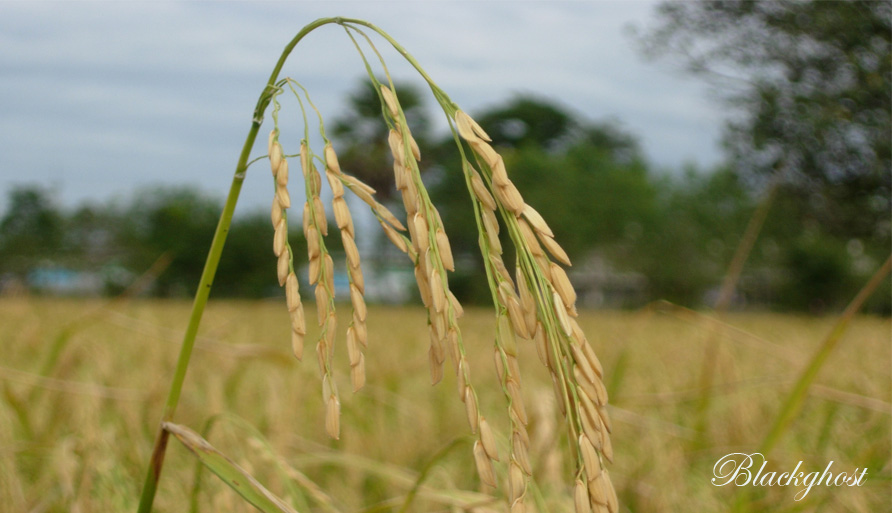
[0, 1, 724, 215]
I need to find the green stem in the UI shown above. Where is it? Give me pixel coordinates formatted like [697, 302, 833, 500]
[136, 17, 344, 513]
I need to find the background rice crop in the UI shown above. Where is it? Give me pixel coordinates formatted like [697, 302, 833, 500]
[1, 297, 888, 511]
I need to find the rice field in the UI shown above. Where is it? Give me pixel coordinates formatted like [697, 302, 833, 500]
[1, 297, 889, 512]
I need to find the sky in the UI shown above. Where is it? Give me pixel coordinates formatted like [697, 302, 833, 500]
[0, 1, 724, 216]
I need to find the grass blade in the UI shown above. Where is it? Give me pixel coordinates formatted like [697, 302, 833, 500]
[760, 254, 892, 454]
[163, 422, 299, 513]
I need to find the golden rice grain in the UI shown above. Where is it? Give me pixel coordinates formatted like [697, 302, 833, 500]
[374, 203, 406, 231]
[455, 110, 491, 142]
[506, 378, 527, 425]
[490, 155, 509, 187]
[349, 284, 366, 321]
[516, 219, 544, 256]
[380, 221, 408, 253]
[597, 404, 612, 434]
[603, 471, 618, 512]
[346, 326, 361, 366]
[579, 434, 601, 480]
[306, 163, 322, 196]
[273, 219, 287, 257]
[571, 343, 598, 387]
[314, 285, 330, 323]
[513, 432, 533, 475]
[407, 132, 421, 161]
[550, 263, 577, 308]
[312, 197, 328, 236]
[588, 473, 608, 506]
[552, 291, 573, 336]
[533, 323, 549, 368]
[333, 197, 352, 233]
[428, 326, 446, 364]
[306, 226, 320, 259]
[276, 186, 291, 209]
[353, 312, 368, 347]
[493, 348, 506, 385]
[429, 346, 443, 385]
[429, 270, 446, 313]
[470, 139, 501, 169]
[464, 386, 479, 433]
[509, 461, 525, 502]
[325, 394, 340, 440]
[511, 498, 526, 513]
[351, 353, 366, 392]
[341, 172, 375, 195]
[277, 250, 290, 286]
[291, 330, 304, 361]
[473, 440, 496, 487]
[289, 305, 305, 335]
[470, 167, 497, 210]
[267, 129, 277, 155]
[412, 213, 429, 252]
[600, 426, 614, 464]
[342, 232, 360, 270]
[285, 272, 300, 311]
[271, 197, 283, 229]
[521, 204, 553, 238]
[496, 181, 525, 216]
[490, 254, 513, 285]
[482, 210, 502, 253]
[326, 171, 344, 198]
[387, 129, 405, 165]
[506, 296, 530, 339]
[302, 202, 312, 234]
[498, 315, 517, 357]
[323, 254, 334, 292]
[575, 479, 591, 513]
[308, 256, 320, 286]
[506, 354, 521, 386]
[435, 229, 454, 271]
[539, 233, 571, 266]
[276, 159, 289, 187]
[447, 290, 464, 318]
[479, 417, 499, 461]
[269, 140, 283, 173]
[393, 162, 407, 190]
[380, 85, 400, 119]
[324, 143, 341, 174]
[348, 264, 364, 294]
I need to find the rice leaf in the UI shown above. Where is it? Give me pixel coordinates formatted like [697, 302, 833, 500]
[163, 422, 298, 513]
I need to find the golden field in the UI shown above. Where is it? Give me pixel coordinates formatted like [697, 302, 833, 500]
[0, 297, 889, 512]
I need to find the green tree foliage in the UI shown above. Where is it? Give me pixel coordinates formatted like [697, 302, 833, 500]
[637, 168, 756, 306]
[640, 0, 891, 244]
[118, 187, 302, 298]
[0, 186, 64, 275]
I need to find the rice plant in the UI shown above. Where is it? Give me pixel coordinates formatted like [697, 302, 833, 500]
[136, 17, 615, 513]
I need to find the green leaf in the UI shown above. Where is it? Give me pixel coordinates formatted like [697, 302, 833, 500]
[163, 422, 299, 513]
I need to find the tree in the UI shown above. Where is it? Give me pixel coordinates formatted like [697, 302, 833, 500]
[0, 186, 64, 275]
[119, 187, 221, 297]
[640, 0, 891, 244]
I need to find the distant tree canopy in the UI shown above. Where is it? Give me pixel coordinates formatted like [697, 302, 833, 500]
[640, 0, 891, 244]
[0, 186, 64, 273]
